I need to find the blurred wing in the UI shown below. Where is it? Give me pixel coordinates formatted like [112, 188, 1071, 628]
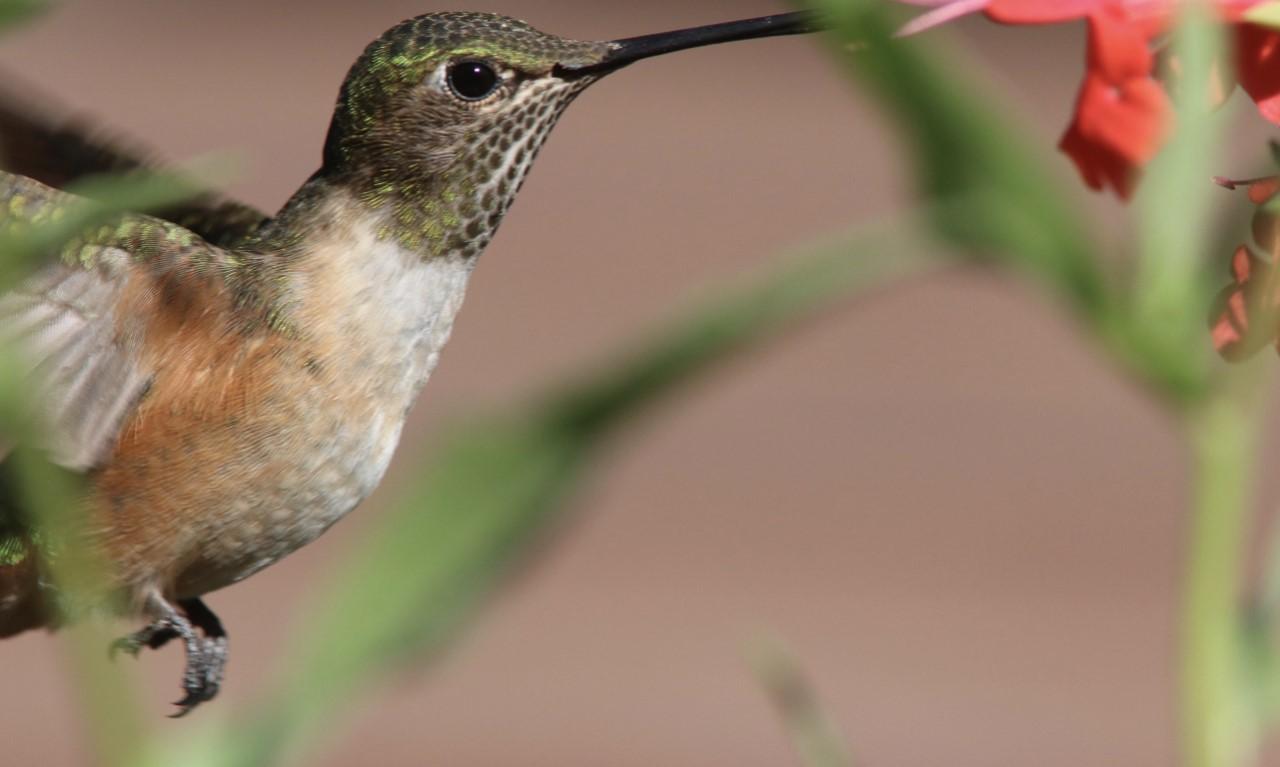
[0, 171, 231, 472]
[0, 75, 271, 247]
[0, 244, 151, 470]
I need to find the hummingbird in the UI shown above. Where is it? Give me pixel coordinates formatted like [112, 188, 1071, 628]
[0, 10, 822, 714]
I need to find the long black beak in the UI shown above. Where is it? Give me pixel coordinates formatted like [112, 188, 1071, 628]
[555, 12, 825, 77]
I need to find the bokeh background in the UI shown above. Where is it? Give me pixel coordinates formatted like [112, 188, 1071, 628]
[0, 1, 1254, 764]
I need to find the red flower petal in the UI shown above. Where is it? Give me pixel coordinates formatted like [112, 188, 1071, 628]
[898, 0, 1280, 200]
[985, 0, 1176, 33]
[1060, 117, 1137, 195]
[1210, 295, 1245, 353]
[1086, 5, 1157, 81]
[1075, 74, 1170, 167]
[985, 0, 1101, 23]
[1249, 176, 1280, 204]
[1210, 244, 1280, 361]
[1237, 23, 1280, 125]
[1057, 10, 1172, 198]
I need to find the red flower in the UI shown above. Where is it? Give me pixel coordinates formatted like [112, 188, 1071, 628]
[1209, 177, 1280, 360]
[986, 0, 1164, 27]
[1057, 6, 1171, 197]
[1237, 22, 1280, 124]
[1210, 245, 1277, 360]
[899, 0, 1280, 198]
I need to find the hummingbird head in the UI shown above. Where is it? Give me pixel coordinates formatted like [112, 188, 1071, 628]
[318, 11, 821, 257]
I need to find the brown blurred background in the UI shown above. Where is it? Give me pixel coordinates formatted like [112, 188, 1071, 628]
[0, 1, 1250, 764]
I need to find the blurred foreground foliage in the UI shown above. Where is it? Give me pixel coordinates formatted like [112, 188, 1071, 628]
[0, 1, 1277, 767]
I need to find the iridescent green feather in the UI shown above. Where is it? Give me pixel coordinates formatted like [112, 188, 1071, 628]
[0, 171, 237, 279]
[0, 535, 23, 566]
[0, 462, 27, 567]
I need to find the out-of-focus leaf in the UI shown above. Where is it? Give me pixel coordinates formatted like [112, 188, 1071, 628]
[152, 222, 941, 767]
[813, 0, 1107, 319]
[0, 0, 46, 31]
[814, 0, 1225, 402]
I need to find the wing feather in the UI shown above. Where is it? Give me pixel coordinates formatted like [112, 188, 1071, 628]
[0, 172, 234, 472]
[0, 74, 271, 247]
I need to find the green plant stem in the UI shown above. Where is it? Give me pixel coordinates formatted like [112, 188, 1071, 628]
[1183, 396, 1256, 767]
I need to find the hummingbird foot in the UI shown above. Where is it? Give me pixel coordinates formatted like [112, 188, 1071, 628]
[109, 594, 228, 717]
[170, 597, 227, 717]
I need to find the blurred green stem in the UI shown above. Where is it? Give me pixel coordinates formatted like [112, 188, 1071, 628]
[1184, 395, 1256, 767]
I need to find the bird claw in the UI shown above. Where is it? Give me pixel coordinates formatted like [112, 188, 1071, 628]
[110, 596, 228, 716]
[169, 633, 227, 717]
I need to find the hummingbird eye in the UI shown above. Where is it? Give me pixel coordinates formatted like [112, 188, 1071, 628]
[446, 60, 501, 101]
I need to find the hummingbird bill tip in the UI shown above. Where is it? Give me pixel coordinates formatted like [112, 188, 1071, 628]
[554, 11, 826, 77]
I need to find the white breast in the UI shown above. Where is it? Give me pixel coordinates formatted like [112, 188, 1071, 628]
[328, 223, 476, 398]
[296, 215, 478, 515]
[191, 216, 479, 592]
